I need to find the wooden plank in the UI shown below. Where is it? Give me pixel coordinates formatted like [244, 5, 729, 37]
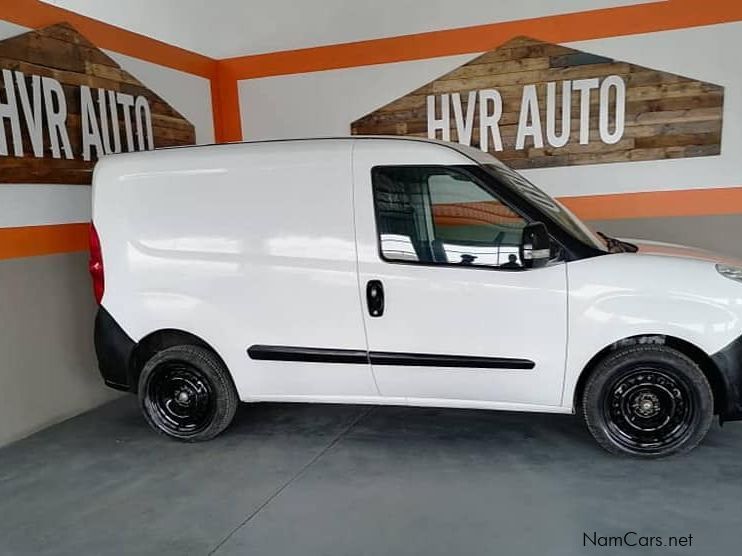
[630, 107, 722, 125]
[152, 125, 198, 143]
[0, 156, 94, 184]
[441, 57, 551, 81]
[429, 63, 629, 94]
[626, 94, 723, 114]
[42, 23, 100, 51]
[550, 52, 613, 67]
[627, 82, 723, 102]
[0, 57, 130, 92]
[152, 114, 197, 132]
[625, 71, 690, 87]
[635, 132, 721, 148]
[85, 62, 141, 86]
[625, 120, 722, 138]
[532, 137, 635, 156]
[467, 42, 574, 66]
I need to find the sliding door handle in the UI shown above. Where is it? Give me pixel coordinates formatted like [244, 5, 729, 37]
[366, 280, 384, 317]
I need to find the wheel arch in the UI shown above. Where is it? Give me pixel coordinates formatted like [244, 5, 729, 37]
[572, 334, 726, 415]
[130, 328, 232, 390]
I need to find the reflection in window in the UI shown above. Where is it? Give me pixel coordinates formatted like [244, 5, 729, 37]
[373, 167, 528, 270]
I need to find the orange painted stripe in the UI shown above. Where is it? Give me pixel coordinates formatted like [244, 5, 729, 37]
[0, 223, 88, 261]
[0, 0, 217, 79]
[559, 188, 742, 221]
[210, 78, 226, 144]
[212, 65, 243, 143]
[220, 0, 742, 80]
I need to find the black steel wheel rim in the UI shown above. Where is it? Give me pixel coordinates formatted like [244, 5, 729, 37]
[602, 368, 696, 454]
[145, 362, 215, 436]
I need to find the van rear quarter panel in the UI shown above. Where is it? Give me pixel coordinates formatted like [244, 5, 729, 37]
[93, 141, 375, 399]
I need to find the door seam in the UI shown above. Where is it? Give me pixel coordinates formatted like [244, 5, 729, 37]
[350, 140, 382, 395]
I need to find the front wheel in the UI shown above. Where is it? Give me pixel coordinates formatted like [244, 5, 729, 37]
[582, 345, 713, 457]
[138, 345, 238, 441]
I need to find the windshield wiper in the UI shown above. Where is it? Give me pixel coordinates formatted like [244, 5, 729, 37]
[597, 231, 638, 253]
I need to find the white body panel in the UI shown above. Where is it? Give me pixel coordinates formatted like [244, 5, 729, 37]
[92, 137, 742, 415]
[94, 141, 376, 401]
[564, 252, 742, 407]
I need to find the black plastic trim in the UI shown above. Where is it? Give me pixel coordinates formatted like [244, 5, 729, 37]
[94, 306, 137, 392]
[711, 335, 742, 421]
[247, 345, 369, 364]
[247, 345, 534, 370]
[370, 351, 534, 369]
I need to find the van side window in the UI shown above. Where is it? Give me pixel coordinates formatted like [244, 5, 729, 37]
[372, 166, 528, 269]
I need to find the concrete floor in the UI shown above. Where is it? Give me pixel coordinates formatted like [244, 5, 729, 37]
[1, 399, 741, 556]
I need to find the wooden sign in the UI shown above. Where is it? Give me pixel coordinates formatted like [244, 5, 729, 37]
[351, 37, 724, 169]
[0, 23, 196, 185]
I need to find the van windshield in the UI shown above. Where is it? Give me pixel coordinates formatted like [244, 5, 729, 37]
[480, 162, 606, 252]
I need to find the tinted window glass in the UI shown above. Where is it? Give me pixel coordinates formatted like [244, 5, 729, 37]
[373, 167, 528, 269]
[482, 163, 605, 251]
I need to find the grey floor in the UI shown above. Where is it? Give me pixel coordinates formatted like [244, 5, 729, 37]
[1, 399, 741, 556]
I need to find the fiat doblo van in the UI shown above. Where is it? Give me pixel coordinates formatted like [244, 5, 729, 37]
[91, 137, 742, 457]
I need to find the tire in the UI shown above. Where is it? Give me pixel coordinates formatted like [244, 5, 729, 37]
[138, 345, 238, 441]
[582, 344, 713, 458]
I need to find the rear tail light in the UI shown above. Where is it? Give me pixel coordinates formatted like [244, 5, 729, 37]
[89, 222, 104, 304]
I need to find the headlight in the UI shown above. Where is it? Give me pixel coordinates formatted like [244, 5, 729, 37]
[716, 264, 742, 283]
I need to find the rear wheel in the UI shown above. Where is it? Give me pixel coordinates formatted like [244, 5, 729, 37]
[582, 345, 713, 457]
[138, 345, 238, 441]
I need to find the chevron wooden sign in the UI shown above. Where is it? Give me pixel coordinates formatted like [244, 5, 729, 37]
[351, 37, 723, 169]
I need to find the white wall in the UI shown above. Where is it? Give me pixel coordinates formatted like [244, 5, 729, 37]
[0, 253, 115, 447]
[238, 22, 742, 200]
[238, 54, 474, 142]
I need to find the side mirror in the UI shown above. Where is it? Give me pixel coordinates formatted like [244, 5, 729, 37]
[520, 222, 551, 269]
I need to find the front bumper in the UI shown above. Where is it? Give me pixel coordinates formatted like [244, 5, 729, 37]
[711, 334, 742, 422]
[94, 307, 137, 392]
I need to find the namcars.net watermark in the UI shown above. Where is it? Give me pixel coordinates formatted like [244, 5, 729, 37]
[584, 532, 693, 549]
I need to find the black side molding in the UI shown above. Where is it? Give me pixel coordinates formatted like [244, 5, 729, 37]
[370, 351, 534, 369]
[247, 345, 369, 365]
[247, 345, 534, 370]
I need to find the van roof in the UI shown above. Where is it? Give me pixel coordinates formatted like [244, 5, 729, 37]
[154, 135, 492, 165]
[93, 136, 502, 174]
[159, 135, 448, 150]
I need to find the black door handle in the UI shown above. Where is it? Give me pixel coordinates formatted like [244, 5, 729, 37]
[366, 280, 384, 317]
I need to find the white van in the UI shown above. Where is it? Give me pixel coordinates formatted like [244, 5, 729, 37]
[91, 137, 742, 457]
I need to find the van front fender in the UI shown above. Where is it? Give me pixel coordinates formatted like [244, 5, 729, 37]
[564, 282, 742, 412]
